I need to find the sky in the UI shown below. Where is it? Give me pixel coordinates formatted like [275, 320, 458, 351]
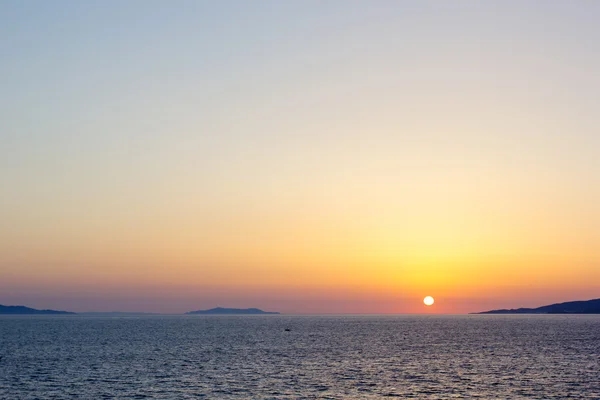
[1, 1, 599, 314]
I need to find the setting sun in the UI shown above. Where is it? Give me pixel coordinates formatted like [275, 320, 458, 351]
[423, 296, 435, 306]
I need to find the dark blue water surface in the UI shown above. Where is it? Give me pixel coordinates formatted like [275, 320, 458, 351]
[1, 315, 599, 399]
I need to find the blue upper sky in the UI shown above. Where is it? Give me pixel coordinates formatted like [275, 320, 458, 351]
[1, 1, 599, 313]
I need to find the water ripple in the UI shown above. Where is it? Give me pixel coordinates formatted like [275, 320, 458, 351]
[0, 315, 599, 399]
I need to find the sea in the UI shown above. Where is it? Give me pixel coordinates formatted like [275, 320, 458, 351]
[0, 315, 599, 399]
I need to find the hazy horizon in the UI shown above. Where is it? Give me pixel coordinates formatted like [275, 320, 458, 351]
[2, 1, 599, 314]
[4, 296, 600, 315]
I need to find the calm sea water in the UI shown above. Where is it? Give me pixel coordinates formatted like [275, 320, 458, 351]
[1, 315, 599, 399]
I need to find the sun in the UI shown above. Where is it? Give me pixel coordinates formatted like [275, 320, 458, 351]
[423, 296, 435, 306]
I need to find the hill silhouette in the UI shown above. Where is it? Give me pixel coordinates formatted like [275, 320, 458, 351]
[186, 307, 279, 315]
[476, 298, 600, 314]
[0, 305, 75, 315]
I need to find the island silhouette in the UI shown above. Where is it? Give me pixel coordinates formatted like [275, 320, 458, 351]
[476, 298, 600, 314]
[4, 300, 599, 315]
[0, 305, 281, 315]
[186, 307, 279, 315]
[0, 305, 75, 315]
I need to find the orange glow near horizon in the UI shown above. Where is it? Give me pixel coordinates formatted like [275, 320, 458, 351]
[1, 2, 600, 314]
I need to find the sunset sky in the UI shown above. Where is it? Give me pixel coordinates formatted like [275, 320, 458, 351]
[1, 1, 599, 313]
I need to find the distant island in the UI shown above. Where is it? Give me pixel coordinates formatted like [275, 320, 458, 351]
[476, 298, 600, 314]
[186, 307, 279, 315]
[0, 305, 75, 315]
[78, 312, 161, 316]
